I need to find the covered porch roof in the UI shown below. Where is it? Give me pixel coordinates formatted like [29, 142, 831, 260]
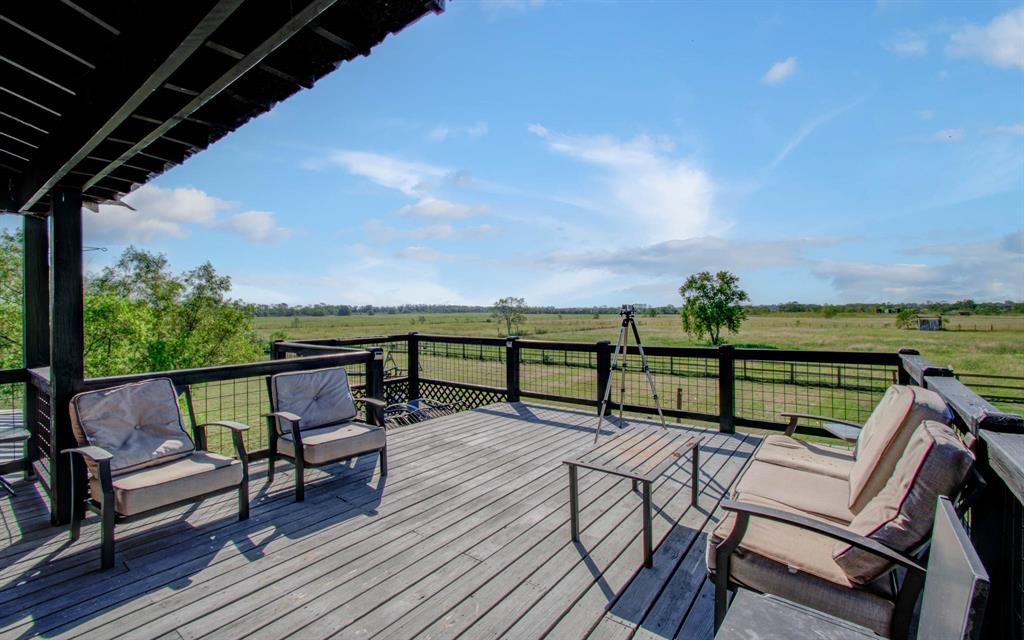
[1, 0, 444, 215]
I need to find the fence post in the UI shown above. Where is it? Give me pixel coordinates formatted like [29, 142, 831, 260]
[269, 339, 283, 360]
[718, 344, 735, 433]
[505, 336, 520, 402]
[596, 340, 611, 415]
[896, 347, 917, 385]
[366, 347, 385, 426]
[407, 333, 420, 402]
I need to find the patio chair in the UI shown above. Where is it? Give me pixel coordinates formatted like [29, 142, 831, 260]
[714, 496, 989, 640]
[265, 366, 387, 501]
[746, 385, 953, 520]
[65, 378, 250, 569]
[709, 419, 975, 640]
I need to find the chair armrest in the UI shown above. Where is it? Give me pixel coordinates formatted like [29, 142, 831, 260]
[197, 420, 250, 432]
[719, 500, 924, 575]
[262, 411, 301, 424]
[63, 445, 114, 463]
[780, 412, 862, 437]
[355, 397, 387, 409]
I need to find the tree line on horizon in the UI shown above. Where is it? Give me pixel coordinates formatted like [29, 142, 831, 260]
[250, 299, 1024, 318]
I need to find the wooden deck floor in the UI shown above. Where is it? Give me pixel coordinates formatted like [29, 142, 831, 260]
[0, 403, 758, 640]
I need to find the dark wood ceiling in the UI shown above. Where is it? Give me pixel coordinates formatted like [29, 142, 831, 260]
[0, 0, 443, 214]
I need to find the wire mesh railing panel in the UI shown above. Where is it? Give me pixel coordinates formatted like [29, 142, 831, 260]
[611, 354, 719, 418]
[520, 347, 595, 404]
[0, 382, 26, 464]
[734, 359, 899, 425]
[186, 363, 368, 456]
[418, 341, 506, 390]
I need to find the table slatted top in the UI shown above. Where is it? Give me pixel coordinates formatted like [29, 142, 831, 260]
[564, 425, 701, 483]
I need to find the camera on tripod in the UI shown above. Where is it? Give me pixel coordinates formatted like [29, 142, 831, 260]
[619, 304, 636, 318]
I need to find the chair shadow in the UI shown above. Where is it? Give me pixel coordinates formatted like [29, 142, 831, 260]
[0, 452, 385, 639]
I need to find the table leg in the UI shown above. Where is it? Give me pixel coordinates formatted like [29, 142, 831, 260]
[642, 480, 653, 567]
[691, 444, 700, 506]
[569, 463, 580, 542]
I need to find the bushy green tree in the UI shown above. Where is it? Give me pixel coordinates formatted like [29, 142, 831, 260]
[678, 271, 749, 345]
[0, 233, 263, 378]
[491, 297, 526, 336]
[0, 230, 22, 370]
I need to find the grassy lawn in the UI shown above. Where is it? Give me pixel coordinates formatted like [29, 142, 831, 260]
[255, 312, 1024, 379]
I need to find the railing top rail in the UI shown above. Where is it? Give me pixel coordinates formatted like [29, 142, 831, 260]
[0, 367, 28, 385]
[275, 335, 406, 348]
[81, 350, 375, 391]
[272, 341, 366, 352]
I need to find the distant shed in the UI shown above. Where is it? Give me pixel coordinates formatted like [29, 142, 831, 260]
[917, 316, 943, 331]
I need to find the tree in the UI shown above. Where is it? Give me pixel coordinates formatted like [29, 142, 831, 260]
[678, 271, 749, 345]
[0, 229, 22, 371]
[491, 297, 526, 336]
[895, 308, 915, 329]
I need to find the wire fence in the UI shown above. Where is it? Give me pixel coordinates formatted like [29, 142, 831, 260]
[0, 382, 25, 465]
[734, 359, 899, 425]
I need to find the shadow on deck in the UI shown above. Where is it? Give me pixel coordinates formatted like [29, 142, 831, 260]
[0, 402, 757, 640]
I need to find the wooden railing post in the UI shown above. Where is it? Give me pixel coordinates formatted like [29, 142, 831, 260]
[718, 344, 735, 433]
[896, 347, 917, 385]
[407, 333, 420, 402]
[366, 347, 385, 426]
[22, 214, 49, 480]
[596, 340, 611, 415]
[505, 336, 520, 402]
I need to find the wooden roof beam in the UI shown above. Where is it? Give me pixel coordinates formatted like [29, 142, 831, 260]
[83, 0, 341, 193]
[15, 0, 245, 212]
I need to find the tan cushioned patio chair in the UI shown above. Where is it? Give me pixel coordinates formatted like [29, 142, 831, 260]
[66, 378, 250, 569]
[709, 419, 973, 640]
[266, 366, 387, 501]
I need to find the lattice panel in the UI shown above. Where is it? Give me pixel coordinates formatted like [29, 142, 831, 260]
[419, 381, 506, 412]
[383, 379, 410, 406]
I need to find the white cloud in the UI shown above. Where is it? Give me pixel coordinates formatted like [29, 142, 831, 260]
[814, 230, 1024, 301]
[529, 125, 716, 241]
[398, 197, 487, 219]
[324, 150, 451, 196]
[364, 219, 496, 239]
[768, 99, 862, 171]
[427, 125, 450, 142]
[427, 121, 488, 142]
[86, 184, 286, 244]
[916, 109, 936, 120]
[527, 123, 549, 137]
[988, 123, 1024, 136]
[468, 121, 489, 137]
[762, 56, 797, 85]
[947, 6, 1024, 69]
[885, 31, 928, 57]
[396, 246, 460, 262]
[218, 211, 290, 243]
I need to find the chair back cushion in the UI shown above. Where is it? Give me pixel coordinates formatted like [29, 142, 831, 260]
[918, 497, 989, 640]
[70, 378, 195, 476]
[833, 421, 973, 584]
[271, 366, 358, 433]
[848, 385, 952, 512]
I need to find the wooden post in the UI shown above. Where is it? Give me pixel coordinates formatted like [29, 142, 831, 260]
[48, 188, 84, 525]
[505, 336, 520, 402]
[596, 340, 611, 415]
[718, 344, 735, 433]
[407, 333, 420, 402]
[365, 347, 385, 426]
[22, 215, 49, 480]
[676, 387, 682, 423]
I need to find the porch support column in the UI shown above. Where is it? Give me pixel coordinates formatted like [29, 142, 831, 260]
[48, 188, 84, 525]
[22, 215, 49, 483]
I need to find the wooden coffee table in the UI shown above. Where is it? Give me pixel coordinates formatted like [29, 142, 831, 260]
[564, 425, 702, 567]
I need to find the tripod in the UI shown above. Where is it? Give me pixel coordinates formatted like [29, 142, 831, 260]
[594, 305, 667, 442]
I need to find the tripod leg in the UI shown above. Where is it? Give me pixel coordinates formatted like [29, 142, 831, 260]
[619, 320, 630, 424]
[630, 318, 668, 428]
[595, 322, 628, 442]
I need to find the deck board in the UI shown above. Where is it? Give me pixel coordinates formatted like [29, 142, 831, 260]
[0, 403, 756, 640]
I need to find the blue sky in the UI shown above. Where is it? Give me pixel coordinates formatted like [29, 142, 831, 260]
[29, 1, 1024, 305]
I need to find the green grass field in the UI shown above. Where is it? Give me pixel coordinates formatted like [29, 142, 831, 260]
[255, 312, 1024, 380]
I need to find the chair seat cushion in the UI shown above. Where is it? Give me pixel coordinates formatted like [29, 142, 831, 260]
[71, 378, 195, 475]
[847, 385, 952, 512]
[753, 435, 855, 480]
[91, 451, 242, 516]
[707, 495, 894, 637]
[735, 460, 855, 524]
[271, 367, 358, 434]
[834, 421, 974, 584]
[278, 422, 386, 466]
